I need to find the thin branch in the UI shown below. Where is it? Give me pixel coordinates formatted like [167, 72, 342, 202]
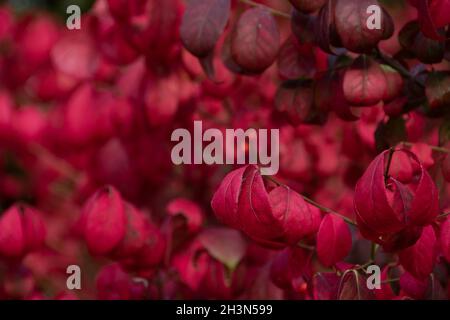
[238, 0, 291, 19]
[29, 144, 81, 181]
[380, 277, 400, 284]
[438, 212, 450, 219]
[400, 141, 449, 154]
[354, 260, 374, 272]
[375, 49, 425, 88]
[264, 175, 358, 226]
[370, 242, 378, 262]
[297, 242, 315, 251]
[301, 196, 358, 226]
[384, 148, 395, 185]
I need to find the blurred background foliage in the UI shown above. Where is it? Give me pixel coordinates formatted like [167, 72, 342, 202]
[0, 0, 407, 16]
[0, 0, 95, 18]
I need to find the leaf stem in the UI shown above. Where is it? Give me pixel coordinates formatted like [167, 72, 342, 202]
[302, 196, 358, 226]
[238, 0, 291, 19]
[380, 277, 400, 284]
[354, 260, 374, 272]
[375, 49, 425, 88]
[438, 212, 450, 219]
[297, 242, 315, 251]
[384, 147, 395, 185]
[400, 141, 449, 153]
[370, 242, 378, 261]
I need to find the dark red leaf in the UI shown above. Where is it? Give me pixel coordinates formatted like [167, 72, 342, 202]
[231, 7, 280, 73]
[275, 80, 324, 125]
[269, 185, 322, 244]
[334, 0, 394, 53]
[337, 270, 375, 300]
[343, 56, 387, 106]
[180, 0, 231, 57]
[277, 36, 316, 80]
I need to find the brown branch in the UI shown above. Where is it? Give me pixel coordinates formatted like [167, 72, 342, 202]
[264, 175, 358, 226]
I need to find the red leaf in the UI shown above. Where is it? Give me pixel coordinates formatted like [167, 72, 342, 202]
[167, 198, 204, 234]
[231, 7, 280, 73]
[399, 271, 428, 299]
[21, 205, 46, 252]
[343, 56, 387, 106]
[337, 269, 375, 300]
[354, 150, 405, 234]
[381, 65, 404, 103]
[180, 0, 231, 57]
[0, 206, 25, 257]
[237, 165, 283, 241]
[269, 185, 322, 244]
[374, 266, 396, 299]
[314, 70, 359, 121]
[112, 203, 149, 259]
[316, 214, 352, 267]
[355, 149, 439, 242]
[275, 80, 319, 125]
[82, 186, 127, 255]
[334, 0, 394, 53]
[429, 0, 450, 29]
[311, 272, 341, 300]
[399, 226, 437, 279]
[211, 166, 248, 228]
[411, 0, 447, 40]
[172, 240, 209, 291]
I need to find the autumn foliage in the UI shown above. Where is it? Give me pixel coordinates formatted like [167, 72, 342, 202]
[0, 0, 449, 300]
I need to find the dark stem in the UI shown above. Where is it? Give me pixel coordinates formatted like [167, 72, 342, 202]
[370, 242, 378, 261]
[375, 49, 425, 88]
[438, 212, 450, 219]
[380, 277, 400, 284]
[302, 196, 358, 226]
[297, 242, 315, 251]
[384, 148, 395, 185]
[263, 175, 358, 226]
[401, 141, 449, 154]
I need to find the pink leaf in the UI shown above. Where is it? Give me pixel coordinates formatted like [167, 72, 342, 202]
[316, 214, 352, 267]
